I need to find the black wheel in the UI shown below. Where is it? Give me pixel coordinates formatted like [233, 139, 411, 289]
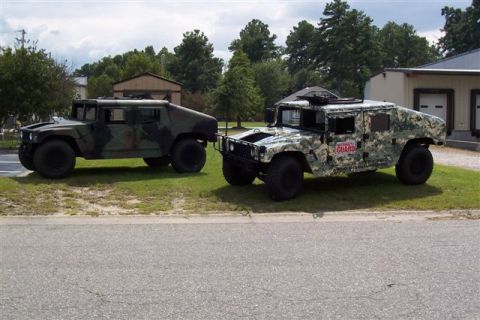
[33, 140, 76, 179]
[143, 156, 170, 167]
[265, 155, 303, 201]
[171, 138, 206, 173]
[18, 144, 35, 170]
[395, 145, 433, 185]
[222, 158, 256, 186]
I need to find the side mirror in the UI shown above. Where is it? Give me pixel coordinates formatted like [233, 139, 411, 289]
[327, 118, 336, 133]
[264, 108, 275, 123]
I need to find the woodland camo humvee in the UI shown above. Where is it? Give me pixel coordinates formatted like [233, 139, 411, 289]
[217, 96, 446, 201]
[18, 99, 217, 178]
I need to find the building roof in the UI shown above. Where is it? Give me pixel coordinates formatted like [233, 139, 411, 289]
[73, 77, 88, 87]
[382, 68, 480, 76]
[276, 86, 338, 105]
[417, 48, 480, 70]
[113, 72, 183, 86]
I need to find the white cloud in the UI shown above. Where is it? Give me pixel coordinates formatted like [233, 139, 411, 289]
[1, 0, 454, 68]
[418, 29, 444, 45]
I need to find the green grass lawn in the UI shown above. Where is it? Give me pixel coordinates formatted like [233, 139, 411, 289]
[218, 121, 267, 129]
[0, 145, 479, 215]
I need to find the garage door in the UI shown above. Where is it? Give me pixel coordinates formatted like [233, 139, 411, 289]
[419, 93, 447, 121]
[476, 94, 480, 131]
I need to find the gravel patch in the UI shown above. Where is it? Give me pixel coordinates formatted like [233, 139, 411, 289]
[431, 146, 480, 171]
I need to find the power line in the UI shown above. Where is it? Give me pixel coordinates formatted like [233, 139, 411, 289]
[15, 29, 27, 49]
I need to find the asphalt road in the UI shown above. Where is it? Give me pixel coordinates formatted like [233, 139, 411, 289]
[1, 218, 479, 319]
[0, 153, 26, 177]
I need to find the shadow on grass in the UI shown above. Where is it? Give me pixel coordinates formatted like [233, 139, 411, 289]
[12, 165, 207, 186]
[212, 172, 443, 213]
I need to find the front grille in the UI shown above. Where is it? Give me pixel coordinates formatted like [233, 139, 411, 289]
[22, 131, 30, 140]
[230, 141, 252, 159]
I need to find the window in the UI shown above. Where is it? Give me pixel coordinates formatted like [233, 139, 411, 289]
[85, 106, 97, 121]
[104, 108, 125, 123]
[302, 110, 326, 131]
[370, 114, 390, 132]
[330, 117, 355, 135]
[281, 109, 301, 126]
[73, 106, 84, 120]
[72, 104, 96, 121]
[139, 108, 161, 123]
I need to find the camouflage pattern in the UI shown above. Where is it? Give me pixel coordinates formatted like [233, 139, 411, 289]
[19, 99, 217, 159]
[217, 100, 446, 177]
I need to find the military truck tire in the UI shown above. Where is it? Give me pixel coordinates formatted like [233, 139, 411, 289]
[33, 140, 76, 179]
[18, 145, 35, 171]
[222, 159, 256, 185]
[144, 156, 170, 167]
[171, 138, 206, 173]
[265, 156, 303, 201]
[395, 145, 433, 185]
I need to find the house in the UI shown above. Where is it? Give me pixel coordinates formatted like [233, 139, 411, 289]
[364, 48, 480, 150]
[73, 77, 88, 99]
[113, 72, 183, 105]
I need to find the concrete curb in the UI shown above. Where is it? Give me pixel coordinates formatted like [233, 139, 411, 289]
[1, 209, 479, 225]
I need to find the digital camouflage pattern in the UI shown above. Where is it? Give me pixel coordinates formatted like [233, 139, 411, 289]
[19, 99, 217, 160]
[217, 100, 446, 177]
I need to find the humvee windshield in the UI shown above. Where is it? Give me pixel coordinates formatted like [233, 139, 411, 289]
[277, 107, 326, 131]
[72, 103, 97, 121]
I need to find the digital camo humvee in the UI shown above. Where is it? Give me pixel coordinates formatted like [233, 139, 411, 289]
[217, 96, 446, 201]
[19, 99, 217, 178]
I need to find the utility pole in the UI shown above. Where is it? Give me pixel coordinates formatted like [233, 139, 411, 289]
[15, 29, 27, 48]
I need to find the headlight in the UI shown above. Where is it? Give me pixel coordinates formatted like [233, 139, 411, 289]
[29, 133, 33, 141]
[250, 148, 256, 158]
[259, 146, 266, 158]
[229, 143, 235, 152]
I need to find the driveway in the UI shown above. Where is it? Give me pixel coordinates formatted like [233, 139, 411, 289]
[0, 152, 27, 177]
[431, 146, 480, 171]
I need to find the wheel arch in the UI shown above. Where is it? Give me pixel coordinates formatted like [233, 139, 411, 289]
[270, 151, 311, 173]
[40, 135, 82, 157]
[405, 137, 435, 148]
[171, 132, 208, 151]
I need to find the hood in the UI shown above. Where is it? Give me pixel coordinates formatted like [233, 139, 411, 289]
[232, 126, 314, 147]
[21, 118, 86, 132]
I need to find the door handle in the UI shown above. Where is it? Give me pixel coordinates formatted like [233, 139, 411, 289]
[363, 133, 370, 141]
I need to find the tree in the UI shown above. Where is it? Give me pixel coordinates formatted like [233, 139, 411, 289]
[312, 0, 381, 96]
[0, 45, 75, 126]
[169, 30, 223, 92]
[208, 50, 263, 128]
[285, 20, 316, 73]
[378, 22, 439, 68]
[253, 59, 290, 108]
[290, 68, 325, 92]
[121, 52, 162, 79]
[87, 74, 113, 98]
[229, 19, 280, 63]
[439, 0, 480, 56]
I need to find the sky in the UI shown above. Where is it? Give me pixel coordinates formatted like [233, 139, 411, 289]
[0, 0, 471, 70]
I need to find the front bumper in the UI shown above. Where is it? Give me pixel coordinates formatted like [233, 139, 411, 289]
[215, 135, 266, 164]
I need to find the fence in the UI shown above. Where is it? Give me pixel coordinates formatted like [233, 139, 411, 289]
[0, 130, 20, 150]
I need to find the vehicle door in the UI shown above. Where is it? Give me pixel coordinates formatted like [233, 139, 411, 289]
[101, 107, 136, 156]
[363, 109, 395, 166]
[326, 111, 364, 171]
[135, 107, 172, 156]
